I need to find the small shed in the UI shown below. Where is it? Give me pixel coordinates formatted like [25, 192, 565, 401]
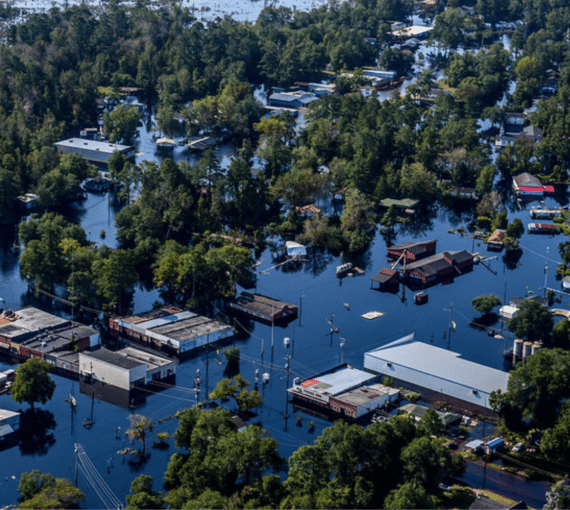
[485, 437, 504, 454]
[465, 439, 484, 452]
[286, 241, 307, 258]
[563, 276, 570, 291]
[499, 305, 518, 319]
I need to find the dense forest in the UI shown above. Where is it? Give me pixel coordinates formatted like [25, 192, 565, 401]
[4, 0, 570, 505]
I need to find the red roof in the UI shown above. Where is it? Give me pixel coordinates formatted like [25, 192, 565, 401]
[544, 185, 555, 193]
[518, 186, 544, 193]
[301, 379, 320, 388]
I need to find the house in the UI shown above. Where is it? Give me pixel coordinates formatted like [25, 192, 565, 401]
[562, 276, 570, 291]
[364, 333, 510, 410]
[370, 268, 400, 290]
[512, 172, 554, 198]
[465, 439, 484, 452]
[487, 229, 507, 250]
[108, 307, 233, 357]
[54, 138, 135, 164]
[379, 198, 419, 214]
[285, 241, 307, 258]
[520, 125, 543, 143]
[398, 403, 461, 428]
[17, 194, 39, 213]
[387, 240, 437, 263]
[392, 25, 434, 40]
[268, 91, 318, 109]
[503, 113, 525, 135]
[402, 250, 474, 285]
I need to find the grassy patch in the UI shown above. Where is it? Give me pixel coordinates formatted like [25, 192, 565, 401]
[438, 486, 475, 509]
[476, 489, 519, 508]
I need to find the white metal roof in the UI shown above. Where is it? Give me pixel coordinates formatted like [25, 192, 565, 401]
[0, 409, 20, 422]
[309, 366, 377, 396]
[365, 334, 510, 395]
[140, 311, 196, 330]
[55, 138, 133, 154]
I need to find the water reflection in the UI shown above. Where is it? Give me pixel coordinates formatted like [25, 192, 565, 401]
[18, 408, 56, 456]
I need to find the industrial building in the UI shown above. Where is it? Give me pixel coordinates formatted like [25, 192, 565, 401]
[108, 307, 233, 357]
[364, 333, 510, 411]
[54, 138, 135, 164]
[288, 365, 399, 420]
[0, 307, 100, 362]
[79, 347, 175, 392]
[512, 172, 554, 198]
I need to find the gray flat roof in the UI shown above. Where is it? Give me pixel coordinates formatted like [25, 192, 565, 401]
[116, 347, 174, 370]
[335, 384, 399, 406]
[0, 307, 69, 339]
[0, 409, 20, 422]
[365, 335, 509, 394]
[54, 138, 133, 154]
[81, 349, 143, 370]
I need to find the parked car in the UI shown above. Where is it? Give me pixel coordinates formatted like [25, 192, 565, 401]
[512, 442, 524, 452]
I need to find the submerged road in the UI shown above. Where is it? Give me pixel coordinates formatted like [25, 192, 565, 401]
[460, 460, 549, 508]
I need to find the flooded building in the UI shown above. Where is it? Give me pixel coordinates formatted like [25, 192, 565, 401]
[230, 293, 298, 324]
[54, 138, 135, 164]
[0, 307, 100, 362]
[512, 172, 554, 198]
[0, 408, 20, 447]
[387, 239, 437, 262]
[108, 307, 233, 357]
[364, 333, 510, 411]
[288, 364, 399, 420]
[402, 250, 474, 286]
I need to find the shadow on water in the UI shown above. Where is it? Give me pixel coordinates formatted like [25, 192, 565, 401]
[397, 208, 437, 238]
[438, 196, 477, 226]
[503, 248, 523, 270]
[19, 408, 56, 456]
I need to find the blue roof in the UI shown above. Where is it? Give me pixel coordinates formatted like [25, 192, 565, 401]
[486, 437, 504, 448]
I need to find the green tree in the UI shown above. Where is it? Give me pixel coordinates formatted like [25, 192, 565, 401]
[272, 167, 325, 208]
[490, 349, 570, 430]
[18, 476, 85, 509]
[416, 408, 444, 437]
[507, 299, 553, 342]
[11, 358, 56, 411]
[506, 218, 524, 240]
[384, 481, 437, 510]
[209, 374, 262, 413]
[471, 294, 502, 314]
[102, 104, 143, 143]
[125, 474, 165, 510]
[18, 470, 56, 501]
[126, 414, 154, 456]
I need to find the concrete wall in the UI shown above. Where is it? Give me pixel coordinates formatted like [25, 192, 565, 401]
[79, 354, 145, 391]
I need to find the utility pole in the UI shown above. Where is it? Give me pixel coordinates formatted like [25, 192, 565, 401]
[299, 296, 303, 326]
[445, 303, 453, 350]
[544, 264, 549, 297]
[340, 337, 345, 364]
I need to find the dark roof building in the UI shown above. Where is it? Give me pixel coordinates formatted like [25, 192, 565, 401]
[387, 239, 437, 262]
[403, 250, 474, 285]
[230, 293, 298, 323]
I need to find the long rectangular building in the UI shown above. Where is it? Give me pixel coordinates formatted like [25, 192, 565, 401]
[230, 293, 298, 323]
[108, 307, 233, 357]
[54, 138, 135, 164]
[0, 307, 100, 361]
[364, 333, 509, 410]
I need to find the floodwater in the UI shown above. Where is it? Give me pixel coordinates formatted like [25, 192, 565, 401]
[0, 21, 551, 510]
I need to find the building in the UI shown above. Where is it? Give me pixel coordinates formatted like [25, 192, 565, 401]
[17, 193, 39, 213]
[398, 403, 461, 428]
[288, 364, 399, 419]
[109, 307, 233, 357]
[391, 25, 433, 39]
[0, 307, 100, 362]
[530, 206, 563, 219]
[487, 229, 507, 250]
[387, 240, 437, 263]
[512, 172, 554, 198]
[79, 347, 176, 392]
[268, 91, 319, 109]
[379, 198, 419, 214]
[0, 408, 20, 444]
[503, 112, 525, 135]
[364, 333, 510, 410]
[528, 222, 560, 234]
[370, 267, 400, 290]
[54, 138, 135, 164]
[230, 293, 298, 324]
[402, 250, 474, 286]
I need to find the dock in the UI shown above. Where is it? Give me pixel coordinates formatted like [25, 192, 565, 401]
[229, 292, 298, 323]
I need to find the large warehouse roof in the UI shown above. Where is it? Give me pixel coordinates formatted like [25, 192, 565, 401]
[365, 334, 509, 396]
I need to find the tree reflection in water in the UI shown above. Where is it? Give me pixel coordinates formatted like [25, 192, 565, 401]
[19, 408, 56, 456]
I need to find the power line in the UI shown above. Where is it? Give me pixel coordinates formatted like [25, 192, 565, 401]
[75, 443, 123, 510]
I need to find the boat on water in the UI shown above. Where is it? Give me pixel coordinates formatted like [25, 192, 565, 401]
[336, 262, 353, 276]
